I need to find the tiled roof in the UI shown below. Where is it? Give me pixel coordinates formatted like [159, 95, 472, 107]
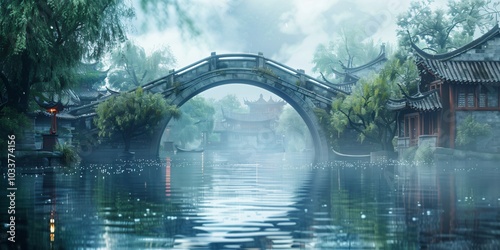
[387, 89, 442, 112]
[77, 89, 103, 99]
[320, 72, 357, 93]
[341, 50, 387, 74]
[417, 59, 500, 84]
[323, 45, 387, 94]
[244, 94, 285, 106]
[412, 24, 500, 85]
[34, 110, 95, 120]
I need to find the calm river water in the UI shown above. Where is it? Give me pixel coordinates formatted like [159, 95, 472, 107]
[1, 151, 500, 249]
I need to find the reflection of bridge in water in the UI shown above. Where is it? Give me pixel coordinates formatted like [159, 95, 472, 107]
[71, 52, 349, 162]
[164, 152, 319, 249]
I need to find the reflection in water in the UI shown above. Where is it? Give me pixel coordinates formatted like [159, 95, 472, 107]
[1, 153, 499, 249]
[47, 172, 56, 246]
[166, 157, 171, 197]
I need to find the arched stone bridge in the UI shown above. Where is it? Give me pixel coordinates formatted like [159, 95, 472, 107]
[72, 52, 347, 162]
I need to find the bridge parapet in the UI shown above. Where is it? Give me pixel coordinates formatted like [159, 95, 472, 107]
[69, 52, 345, 117]
[139, 53, 340, 108]
[137, 52, 348, 105]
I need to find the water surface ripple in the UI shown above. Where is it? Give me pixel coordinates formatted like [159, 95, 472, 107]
[1, 152, 499, 249]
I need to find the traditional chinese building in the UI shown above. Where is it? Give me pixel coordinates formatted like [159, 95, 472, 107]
[389, 25, 500, 153]
[218, 94, 285, 152]
[30, 63, 108, 150]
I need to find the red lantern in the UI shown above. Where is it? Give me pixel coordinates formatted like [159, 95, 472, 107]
[47, 108, 58, 134]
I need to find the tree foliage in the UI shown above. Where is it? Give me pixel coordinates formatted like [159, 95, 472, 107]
[138, 0, 201, 37]
[0, 107, 29, 155]
[94, 88, 180, 152]
[209, 94, 246, 120]
[312, 28, 383, 80]
[107, 41, 176, 91]
[397, 0, 499, 53]
[277, 106, 311, 152]
[215, 94, 244, 112]
[169, 96, 215, 148]
[0, 1, 134, 112]
[392, 53, 421, 96]
[455, 114, 491, 150]
[330, 58, 407, 151]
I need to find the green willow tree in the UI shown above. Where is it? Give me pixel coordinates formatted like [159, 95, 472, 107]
[397, 0, 499, 53]
[94, 88, 180, 153]
[330, 59, 409, 152]
[0, 1, 134, 113]
[107, 41, 176, 91]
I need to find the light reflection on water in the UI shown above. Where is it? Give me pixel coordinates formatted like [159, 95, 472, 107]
[1, 152, 500, 249]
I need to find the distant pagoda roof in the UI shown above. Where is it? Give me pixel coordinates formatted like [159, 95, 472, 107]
[244, 94, 285, 106]
[412, 24, 500, 85]
[387, 89, 442, 112]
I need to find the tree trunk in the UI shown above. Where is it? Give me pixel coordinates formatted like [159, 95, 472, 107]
[5, 52, 32, 112]
[384, 141, 395, 152]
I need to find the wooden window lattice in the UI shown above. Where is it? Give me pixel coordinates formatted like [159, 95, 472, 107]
[479, 92, 487, 107]
[458, 92, 466, 107]
[467, 92, 474, 107]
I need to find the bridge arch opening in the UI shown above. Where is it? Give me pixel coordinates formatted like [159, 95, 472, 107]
[160, 84, 314, 156]
[153, 79, 329, 162]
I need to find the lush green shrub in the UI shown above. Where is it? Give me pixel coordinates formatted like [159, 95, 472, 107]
[94, 87, 180, 152]
[55, 143, 80, 167]
[455, 115, 491, 150]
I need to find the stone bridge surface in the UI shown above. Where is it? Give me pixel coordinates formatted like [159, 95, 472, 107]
[72, 52, 346, 163]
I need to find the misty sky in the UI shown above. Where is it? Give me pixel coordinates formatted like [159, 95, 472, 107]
[127, 0, 446, 101]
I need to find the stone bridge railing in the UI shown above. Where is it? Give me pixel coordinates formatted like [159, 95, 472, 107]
[145, 52, 346, 106]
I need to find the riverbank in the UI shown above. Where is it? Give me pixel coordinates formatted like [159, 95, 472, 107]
[434, 147, 500, 161]
[1, 150, 62, 167]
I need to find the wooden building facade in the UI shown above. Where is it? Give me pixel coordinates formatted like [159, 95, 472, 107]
[390, 25, 500, 153]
